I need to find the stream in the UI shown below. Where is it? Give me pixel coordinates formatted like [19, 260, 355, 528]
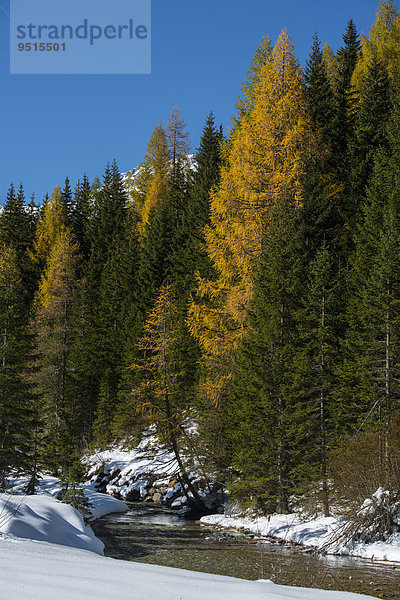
[91, 503, 400, 599]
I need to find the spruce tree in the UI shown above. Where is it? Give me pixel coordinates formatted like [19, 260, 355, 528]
[0, 183, 36, 307]
[61, 177, 73, 224]
[294, 243, 341, 515]
[0, 245, 34, 490]
[332, 20, 361, 189]
[139, 160, 194, 311]
[71, 174, 92, 261]
[349, 55, 392, 219]
[304, 34, 336, 145]
[337, 99, 400, 440]
[226, 195, 302, 513]
[189, 113, 223, 279]
[84, 161, 140, 445]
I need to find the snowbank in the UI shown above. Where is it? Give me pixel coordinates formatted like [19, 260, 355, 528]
[0, 477, 128, 555]
[0, 535, 371, 600]
[33, 475, 128, 520]
[0, 476, 372, 599]
[0, 493, 104, 554]
[201, 512, 400, 563]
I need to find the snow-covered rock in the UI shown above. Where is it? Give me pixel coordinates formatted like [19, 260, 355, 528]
[85, 436, 219, 512]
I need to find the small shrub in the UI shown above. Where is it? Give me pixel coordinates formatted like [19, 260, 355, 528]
[329, 413, 400, 511]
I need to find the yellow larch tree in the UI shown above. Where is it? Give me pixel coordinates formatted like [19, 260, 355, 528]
[188, 30, 308, 405]
[32, 228, 82, 474]
[130, 124, 171, 239]
[352, 0, 400, 90]
[31, 185, 66, 268]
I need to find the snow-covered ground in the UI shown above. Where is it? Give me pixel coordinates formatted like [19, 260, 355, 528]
[0, 477, 372, 599]
[0, 481, 127, 554]
[0, 534, 372, 600]
[201, 511, 400, 564]
[0, 493, 104, 554]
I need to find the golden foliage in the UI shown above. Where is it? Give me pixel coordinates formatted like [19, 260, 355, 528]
[188, 30, 308, 405]
[131, 284, 183, 426]
[352, 0, 400, 90]
[131, 124, 171, 240]
[32, 185, 65, 266]
[34, 229, 80, 336]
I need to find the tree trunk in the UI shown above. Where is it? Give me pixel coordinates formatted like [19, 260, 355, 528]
[320, 290, 330, 517]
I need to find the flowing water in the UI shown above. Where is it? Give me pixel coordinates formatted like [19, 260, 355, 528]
[92, 503, 400, 599]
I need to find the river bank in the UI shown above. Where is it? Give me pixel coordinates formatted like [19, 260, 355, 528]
[92, 502, 400, 599]
[0, 489, 372, 600]
[200, 511, 400, 564]
[84, 442, 400, 566]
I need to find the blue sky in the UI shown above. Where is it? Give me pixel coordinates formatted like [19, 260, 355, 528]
[0, 0, 380, 203]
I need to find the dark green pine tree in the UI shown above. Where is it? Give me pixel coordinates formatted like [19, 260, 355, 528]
[332, 20, 361, 188]
[61, 176, 73, 224]
[189, 112, 223, 279]
[349, 55, 392, 221]
[304, 33, 336, 145]
[294, 243, 341, 516]
[296, 132, 344, 267]
[0, 183, 36, 307]
[302, 35, 347, 261]
[139, 159, 194, 311]
[225, 196, 304, 513]
[92, 216, 140, 446]
[0, 245, 34, 490]
[84, 161, 140, 445]
[336, 20, 360, 91]
[71, 174, 92, 261]
[338, 205, 400, 469]
[337, 99, 400, 439]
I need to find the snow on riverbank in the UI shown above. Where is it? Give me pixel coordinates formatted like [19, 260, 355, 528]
[33, 475, 129, 520]
[0, 493, 104, 554]
[8, 475, 128, 521]
[0, 478, 372, 599]
[0, 535, 372, 600]
[0, 481, 127, 555]
[201, 512, 400, 563]
[2, 474, 127, 556]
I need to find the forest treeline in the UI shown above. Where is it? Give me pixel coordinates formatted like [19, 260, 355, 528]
[1, 0, 400, 516]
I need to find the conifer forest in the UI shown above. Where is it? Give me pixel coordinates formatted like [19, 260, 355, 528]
[3, 0, 400, 522]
